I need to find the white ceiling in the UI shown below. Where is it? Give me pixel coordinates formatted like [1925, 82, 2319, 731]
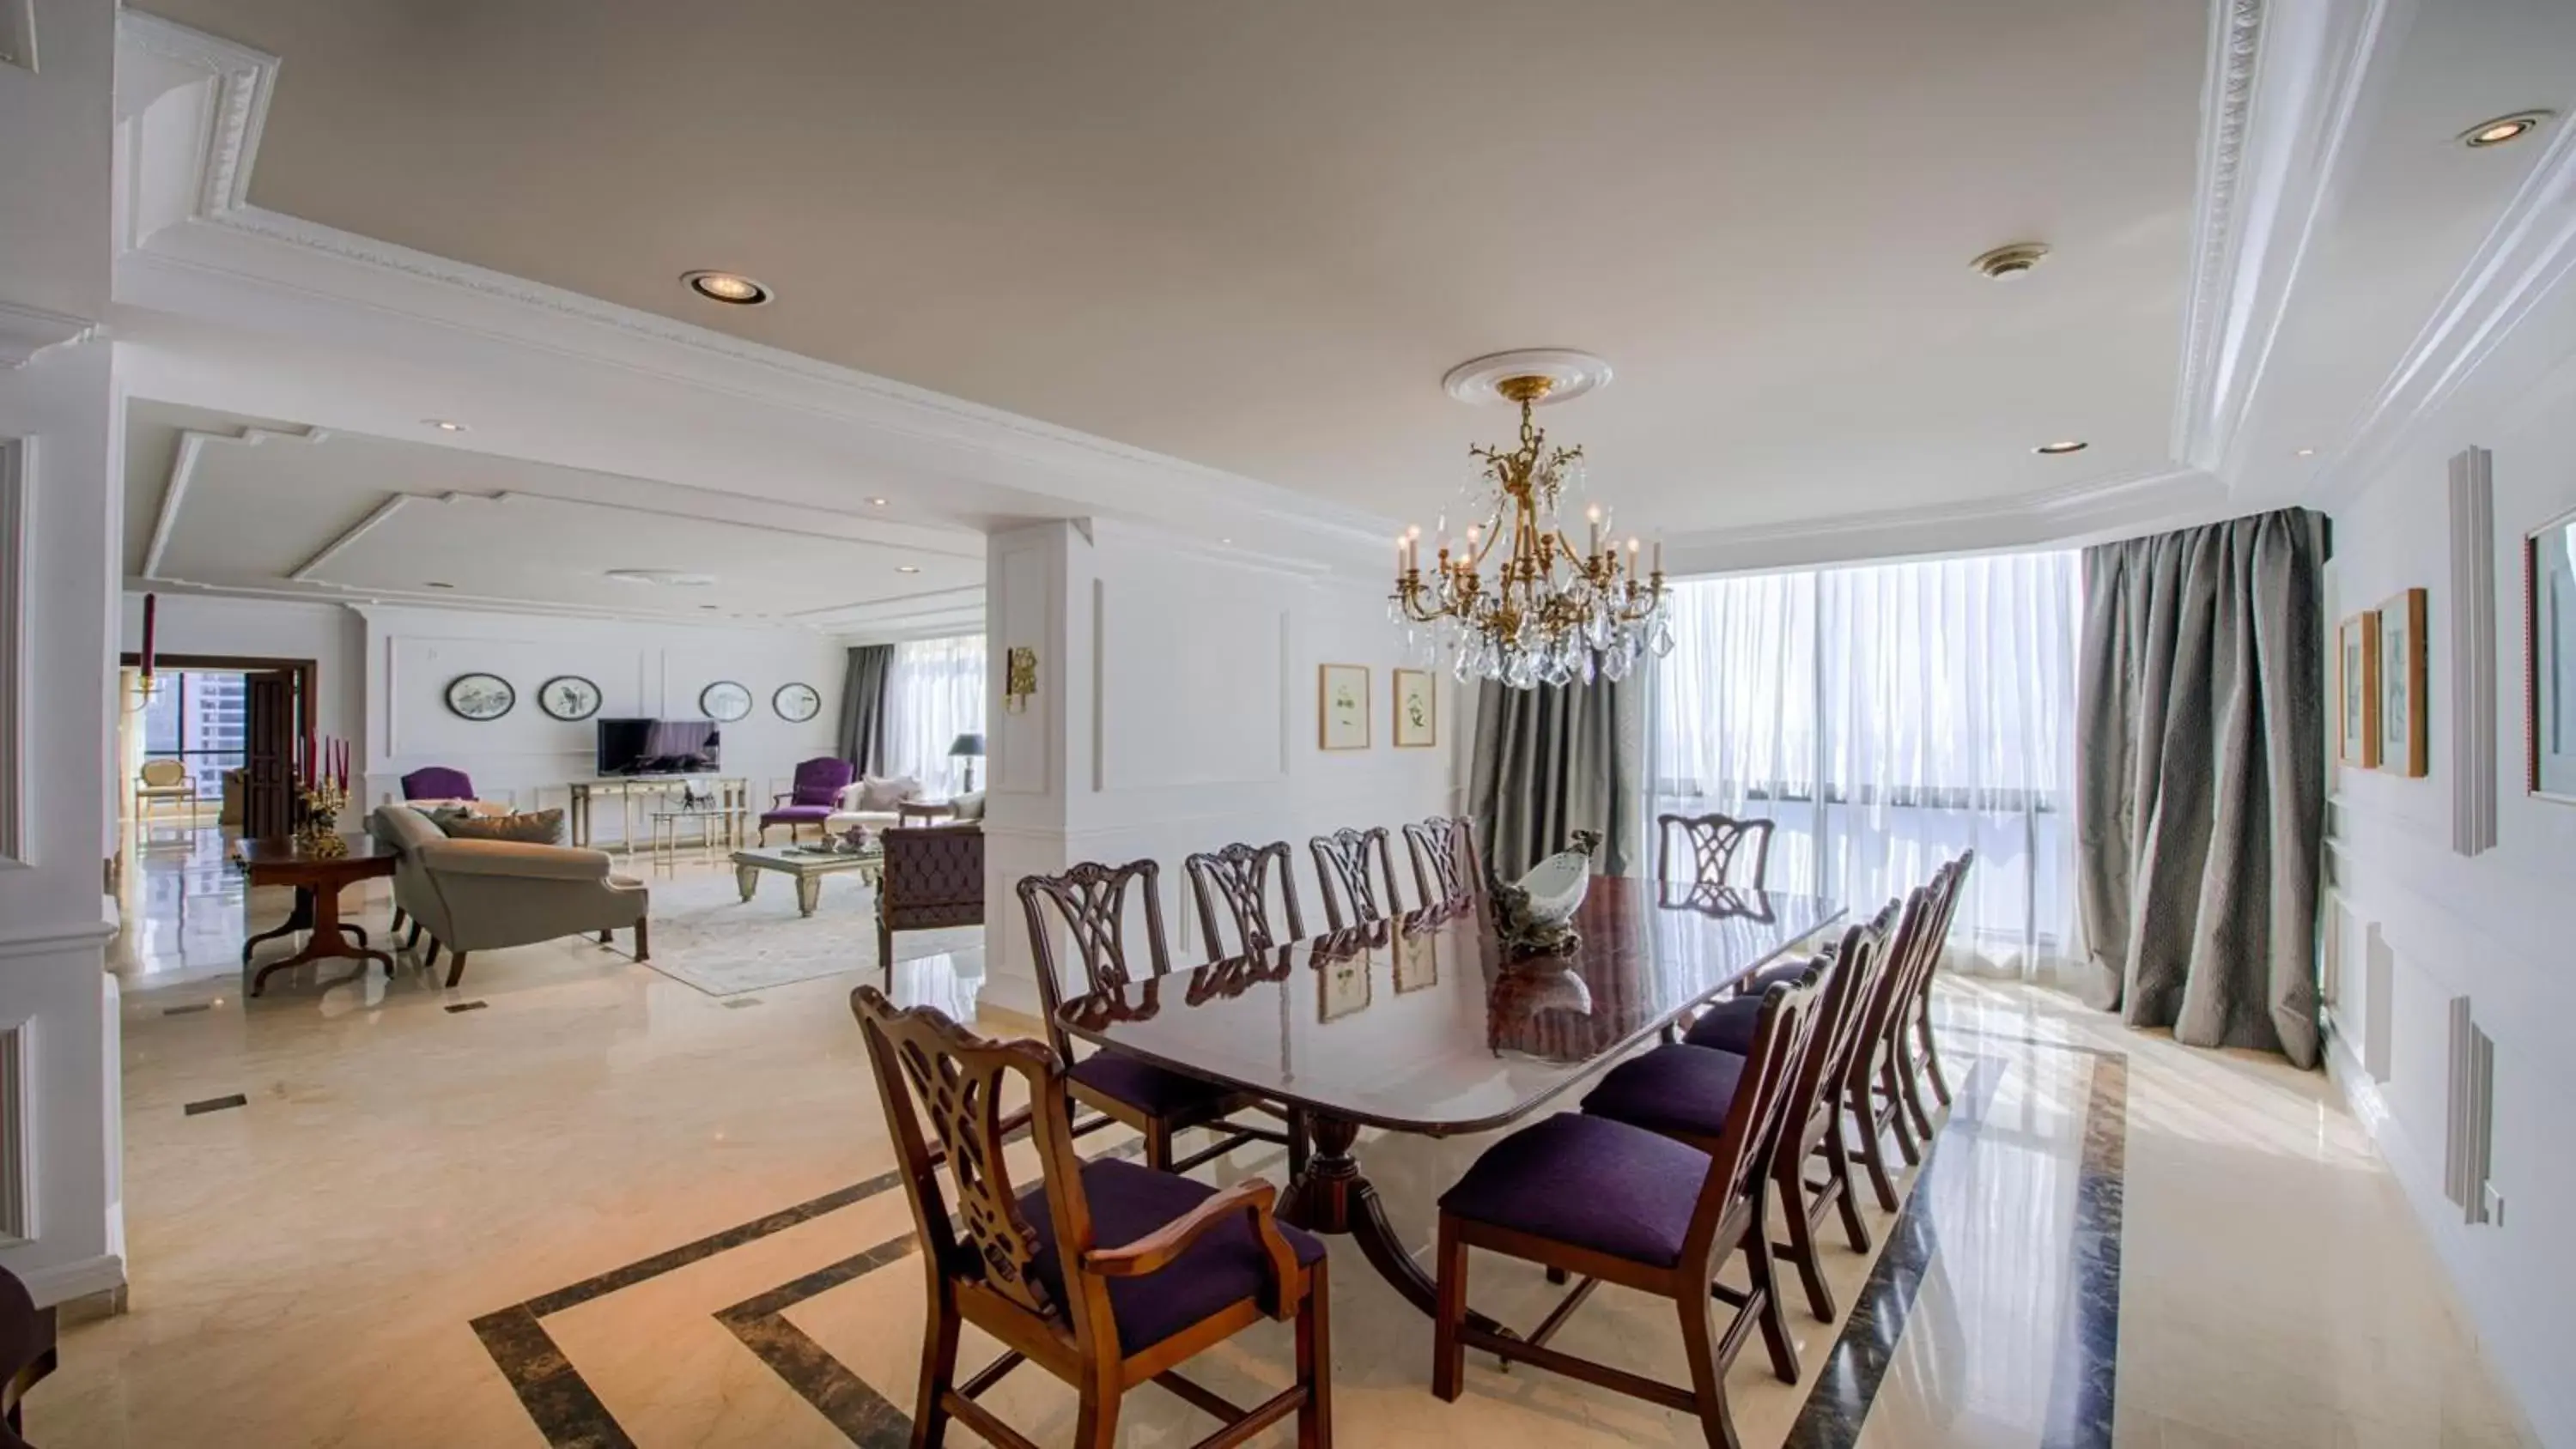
[123, 401, 987, 629]
[132, 0, 2207, 535]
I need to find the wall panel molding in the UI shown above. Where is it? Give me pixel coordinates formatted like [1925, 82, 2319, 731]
[0, 440, 26, 867]
[0, 1022, 28, 1245]
[2447, 447, 2499, 855]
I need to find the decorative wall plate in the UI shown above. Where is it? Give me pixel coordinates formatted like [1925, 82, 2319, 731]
[700, 680, 753, 722]
[773, 682, 822, 723]
[538, 675, 603, 722]
[445, 673, 516, 721]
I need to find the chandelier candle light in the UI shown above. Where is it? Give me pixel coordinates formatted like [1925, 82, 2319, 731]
[1393, 359, 1674, 688]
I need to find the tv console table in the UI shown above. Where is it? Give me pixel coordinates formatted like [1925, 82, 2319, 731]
[566, 776, 750, 853]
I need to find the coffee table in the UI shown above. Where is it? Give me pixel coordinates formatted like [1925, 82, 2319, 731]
[238, 834, 399, 996]
[730, 843, 882, 918]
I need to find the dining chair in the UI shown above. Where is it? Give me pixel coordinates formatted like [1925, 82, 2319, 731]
[1826, 860, 1959, 1208]
[850, 986, 1333, 1449]
[1184, 841, 1306, 958]
[135, 758, 197, 823]
[1018, 860, 1298, 1173]
[1309, 827, 1403, 931]
[1656, 812, 1777, 890]
[1892, 850, 1973, 1124]
[1671, 902, 1908, 1319]
[1400, 815, 1479, 907]
[1431, 958, 1828, 1449]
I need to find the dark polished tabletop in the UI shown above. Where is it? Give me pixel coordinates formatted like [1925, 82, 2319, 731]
[236, 834, 398, 870]
[1056, 876, 1842, 1137]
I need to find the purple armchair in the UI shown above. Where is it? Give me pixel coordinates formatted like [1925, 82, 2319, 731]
[762, 757, 855, 843]
[402, 767, 475, 802]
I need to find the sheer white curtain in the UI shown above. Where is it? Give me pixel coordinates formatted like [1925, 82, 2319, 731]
[883, 635, 987, 793]
[1647, 550, 2081, 978]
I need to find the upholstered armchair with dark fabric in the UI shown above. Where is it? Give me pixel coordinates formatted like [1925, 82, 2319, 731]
[761, 756, 855, 843]
[876, 822, 984, 979]
[402, 766, 476, 803]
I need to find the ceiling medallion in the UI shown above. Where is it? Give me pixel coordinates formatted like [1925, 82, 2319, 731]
[1394, 352, 1670, 691]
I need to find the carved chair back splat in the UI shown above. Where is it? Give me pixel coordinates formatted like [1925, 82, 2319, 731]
[1309, 827, 1403, 931]
[1656, 812, 1777, 891]
[1185, 841, 1305, 958]
[1018, 858, 1174, 1055]
[1401, 815, 1479, 908]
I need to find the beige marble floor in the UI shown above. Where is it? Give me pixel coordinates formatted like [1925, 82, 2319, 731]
[31, 827, 2536, 1447]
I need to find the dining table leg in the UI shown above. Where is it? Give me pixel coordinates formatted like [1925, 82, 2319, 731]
[1283, 1113, 1516, 1339]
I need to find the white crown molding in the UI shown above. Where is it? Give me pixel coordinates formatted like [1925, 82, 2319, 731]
[2318, 115, 2576, 507]
[1662, 465, 2217, 575]
[141, 424, 328, 579]
[2172, 0, 2403, 476]
[114, 9, 276, 221]
[0, 303, 98, 370]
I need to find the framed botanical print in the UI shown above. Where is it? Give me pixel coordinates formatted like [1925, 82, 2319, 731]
[2338, 613, 2381, 769]
[1318, 664, 1370, 750]
[1392, 668, 1437, 748]
[2527, 506, 2576, 803]
[2377, 589, 2428, 778]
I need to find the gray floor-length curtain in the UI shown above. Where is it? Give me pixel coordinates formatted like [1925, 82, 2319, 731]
[1468, 676, 1642, 881]
[2076, 507, 2324, 1067]
[838, 645, 894, 775]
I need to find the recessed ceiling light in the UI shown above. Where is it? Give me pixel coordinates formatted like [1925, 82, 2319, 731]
[699, 604, 722, 611]
[1221, 537, 1234, 545]
[1970, 242, 2051, 280]
[896, 565, 922, 574]
[605, 568, 718, 587]
[2462, 112, 2551, 148]
[2295, 447, 2318, 458]
[2034, 440, 2089, 455]
[683, 270, 772, 305]
[866, 497, 890, 506]
[424, 419, 468, 433]
[423, 581, 455, 590]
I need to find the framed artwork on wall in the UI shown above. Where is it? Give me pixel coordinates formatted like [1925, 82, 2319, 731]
[2525, 506, 2576, 803]
[445, 673, 515, 722]
[699, 680, 752, 723]
[1392, 668, 1437, 748]
[538, 675, 602, 722]
[772, 682, 822, 723]
[2338, 613, 2381, 769]
[1318, 664, 1370, 750]
[2377, 589, 2428, 778]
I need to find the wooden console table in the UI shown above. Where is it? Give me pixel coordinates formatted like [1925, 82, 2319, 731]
[238, 834, 398, 997]
[566, 776, 749, 853]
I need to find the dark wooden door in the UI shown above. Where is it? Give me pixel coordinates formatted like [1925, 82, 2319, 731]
[243, 670, 296, 840]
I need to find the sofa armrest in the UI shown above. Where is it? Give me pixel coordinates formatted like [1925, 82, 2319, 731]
[418, 839, 614, 882]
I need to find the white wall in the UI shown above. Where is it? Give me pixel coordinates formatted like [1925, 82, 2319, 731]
[117, 592, 365, 746]
[0, 0, 124, 1308]
[352, 604, 846, 842]
[982, 520, 1459, 1016]
[2313, 343, 2576, 1444]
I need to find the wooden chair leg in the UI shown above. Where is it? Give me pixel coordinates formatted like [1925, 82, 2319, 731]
[445, 949, 469, 990]
[1821, 1106, 1873, 1252]
[391, 906, 409, 934]
[1072, 1377, 1121, 1449]
[1674, 1267, 1742, 1449]
[1850, 1092, 1900, 1213]
[1880, 1057, 1922, 1166]
[1143, 1119, 1172, 1173]
[1431, 1216, 1467, 1402]
[1297, 1258, 1333, 1449]
[1916, 1001, 1953, 1105]
[1774, 1153, 1835, 1323]
[911, 1283, 960, 1449]
[1741, 1201, 1800, 1384]
[878, 919, 896, 991]
[597, 928, 612, 943]
[422, 939, 443, 974]
[633, 918, 650, 962]
[404, 920, 424, 950]
[1894, 1029, 1937, 1142]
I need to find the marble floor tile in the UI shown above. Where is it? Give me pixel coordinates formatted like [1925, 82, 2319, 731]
[21, 829, 2539, 1448]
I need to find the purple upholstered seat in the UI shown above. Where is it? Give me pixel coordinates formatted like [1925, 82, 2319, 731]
[1022, 1157, 1325, 1350]
[1437, 1113, 1713, 1267]
[1683, 995, 1764, 1053]
[761, 757, 855, 830]
[402, 767, 475, 801]
[1069, 1052, 1243, 1117]
[1579, 1043, 1750, 1143]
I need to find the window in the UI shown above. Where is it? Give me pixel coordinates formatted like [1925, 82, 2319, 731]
[884, 635, 987, 794]
[140, 670, 251, 801]
[1647, 551, 2081, 976]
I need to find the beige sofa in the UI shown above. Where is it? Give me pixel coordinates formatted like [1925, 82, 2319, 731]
[369, 805, 650, 989]
[822, 773, 926, 837]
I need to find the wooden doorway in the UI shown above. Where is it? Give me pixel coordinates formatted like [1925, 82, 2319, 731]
[121, 652, 316, 841]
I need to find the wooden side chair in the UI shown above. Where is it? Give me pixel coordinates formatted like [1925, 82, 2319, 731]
[850, 987, 1333, 1449]
[1308, 827, 1402, 931]
[1184, 841, 1305, 958]
[1656, 812, 1777, 890]
[1400, 815, 1479, 907]
[1431, 959, 1828, 1449]
[1018, 860, 1297, 1173]
[1893, 849, 1972, 1123]
[1834, 860, 1957, 1209]
[1673, 901, 1909, 1319]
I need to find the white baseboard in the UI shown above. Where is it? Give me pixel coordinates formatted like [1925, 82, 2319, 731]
[15, 1252, 126, 1309]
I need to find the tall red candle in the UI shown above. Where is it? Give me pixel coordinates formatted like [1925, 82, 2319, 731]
[139, 593, 157, 682]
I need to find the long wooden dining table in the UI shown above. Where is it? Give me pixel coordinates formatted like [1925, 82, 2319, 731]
[1056, 875, 1843, 1336]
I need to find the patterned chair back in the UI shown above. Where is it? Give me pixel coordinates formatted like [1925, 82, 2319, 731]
[1401, 815, 1479, 906]
[1309, 826, 1402, 931]
[1656, 812, 1777, 889]
[1017, 859, 1172, 1055]
[402, 766, 474, 801]
[1184, 841, 1304, 957]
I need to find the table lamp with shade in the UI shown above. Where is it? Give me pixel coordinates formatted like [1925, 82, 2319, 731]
[948, 732, 985, 793]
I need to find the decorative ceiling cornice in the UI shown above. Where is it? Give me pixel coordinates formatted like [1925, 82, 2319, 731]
[0, 302, 97, 369]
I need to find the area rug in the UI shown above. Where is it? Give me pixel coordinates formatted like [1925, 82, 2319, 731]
[637, 868, 983, 997]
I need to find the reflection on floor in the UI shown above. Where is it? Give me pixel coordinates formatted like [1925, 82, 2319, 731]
[35, 827, 2534, 1447]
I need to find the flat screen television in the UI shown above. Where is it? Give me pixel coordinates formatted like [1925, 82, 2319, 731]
[595, 718, 721, 776]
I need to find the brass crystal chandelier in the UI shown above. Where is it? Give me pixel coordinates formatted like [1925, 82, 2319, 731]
[1393, 354, 1671, 688]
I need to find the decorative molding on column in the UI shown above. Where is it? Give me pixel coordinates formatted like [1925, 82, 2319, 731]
[0, 1022, 27, 1245]
[0, 304, 95, 371]
[0, 439, 25, 869]
[2447, 446, 2498, 856]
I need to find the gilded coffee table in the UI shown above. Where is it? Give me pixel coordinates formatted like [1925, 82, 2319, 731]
[728, 843, 883, 918]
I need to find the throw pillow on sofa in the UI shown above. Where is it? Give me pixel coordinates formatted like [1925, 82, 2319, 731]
[440, 808, 566, 846]
[951, 791, 986, 822]
[854, 775, 919, 812]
